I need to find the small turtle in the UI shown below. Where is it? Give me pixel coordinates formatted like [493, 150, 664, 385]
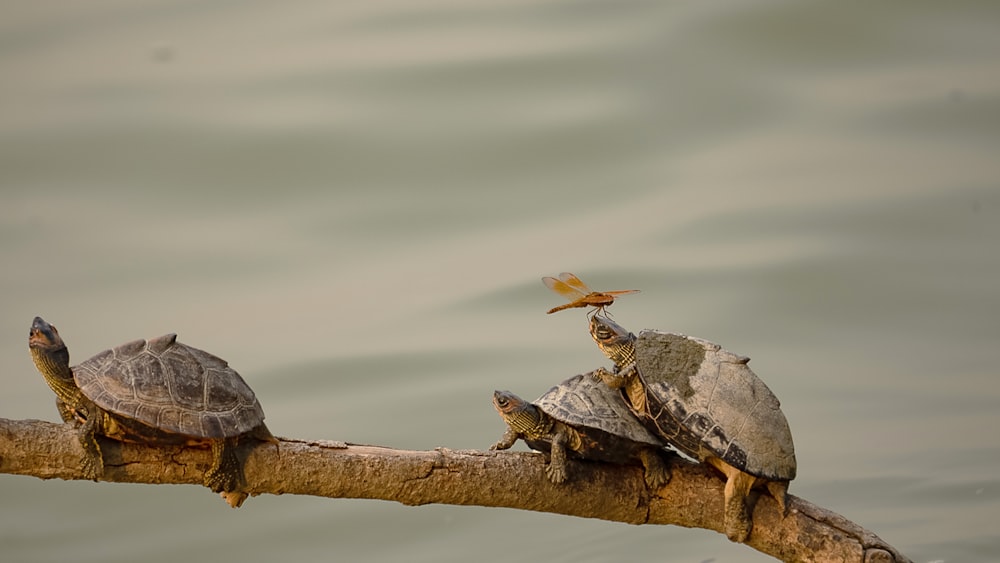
[491, 372, 672, 489]
[28, 317, 276, 507]
[589, 315, 796, 542]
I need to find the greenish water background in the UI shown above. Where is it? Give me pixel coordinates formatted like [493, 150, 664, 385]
[3, 1, 999, 561]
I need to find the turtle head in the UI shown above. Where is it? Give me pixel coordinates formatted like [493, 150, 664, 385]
[589, 314, 637, 369]
[492, 390, 528, 416]
[30, 317, 67, 356]
[493, 390, 542, 433]
[29, 317, 73, 385]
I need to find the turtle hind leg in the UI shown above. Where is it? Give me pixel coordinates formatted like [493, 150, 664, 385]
[637, 448, 672, 490]
[767, 480, 790, 516]
[706, 457, 756, 543]
[722, 469, 756, 543]
[251, 423, 278, 445]
[204, 438, 245, 494]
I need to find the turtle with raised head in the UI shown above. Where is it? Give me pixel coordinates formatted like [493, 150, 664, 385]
[491, 372, 672, 489]
[589, 315, 796, 542]
[28, 317, 276, 507]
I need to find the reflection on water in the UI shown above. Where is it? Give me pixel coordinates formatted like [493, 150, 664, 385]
[2, 1, 999, 562]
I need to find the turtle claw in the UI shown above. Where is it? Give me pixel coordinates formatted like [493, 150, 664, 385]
[204, 439, 247, 495]
[724, 508, 752, 543]
[204, 471, 229, 493]
[722, 471, 756, 543]
[491, 428, 518, 451]
[79, 454, 103, 481]
[592, 366, 630, 390]
[640, 451, 672, 490]
[204, 463, 244, 494]
[646, 468, 670, 490]
[77, 424, 104, 481]
[545, 463, 568, 484]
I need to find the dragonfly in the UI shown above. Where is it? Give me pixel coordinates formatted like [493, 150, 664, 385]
[542, 272, 639, 315]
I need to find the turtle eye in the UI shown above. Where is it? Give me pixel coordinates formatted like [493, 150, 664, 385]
[496, 397, 508, 408]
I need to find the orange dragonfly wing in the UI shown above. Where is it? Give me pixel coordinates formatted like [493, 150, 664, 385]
[599, 289, 641, 297]
[556, 272, 592, 293]
[542, 272, 592, 301]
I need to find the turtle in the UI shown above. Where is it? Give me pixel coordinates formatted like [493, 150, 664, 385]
[490, 372, 673, 489]
[28, 316, 276, 507]
[589, 314, 796, 542]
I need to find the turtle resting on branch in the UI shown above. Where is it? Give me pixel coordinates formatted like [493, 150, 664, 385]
[28, 317, 276, 507]
[589, 315, 797, 542]
[491, 372, 673, 489]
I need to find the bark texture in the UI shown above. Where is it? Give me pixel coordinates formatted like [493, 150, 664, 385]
[0, 417, 909, 563]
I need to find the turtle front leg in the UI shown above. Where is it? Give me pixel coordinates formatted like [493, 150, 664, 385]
[204, 438, 245, 494]
[592, 364, 635, 389]
[55, 399, 77, 423]
[76, 411, 104, 481]
[490, 427, 520, 451]
[637, 448, 672, 490]
[546, 431, 569, 484]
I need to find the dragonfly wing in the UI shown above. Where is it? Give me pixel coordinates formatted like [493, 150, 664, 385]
[542, 275, 588, 300]
[602, 289, 640, 297]
[557, 272, 592, 293]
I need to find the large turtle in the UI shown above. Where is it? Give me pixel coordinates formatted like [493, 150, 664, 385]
[589, 315, 796, 542]
[491, 372, 673, 489]
[28, 317, 276, 507]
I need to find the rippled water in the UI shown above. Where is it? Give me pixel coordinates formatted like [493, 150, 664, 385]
[3, 2, 999, 561]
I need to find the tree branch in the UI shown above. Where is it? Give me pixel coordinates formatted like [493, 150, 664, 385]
[0, 417, 908, 563]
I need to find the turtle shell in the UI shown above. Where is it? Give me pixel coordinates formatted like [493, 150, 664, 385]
[72, 333, 267, 440]
[535, 372, 665, 449]
[634, 330, 796, 481]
